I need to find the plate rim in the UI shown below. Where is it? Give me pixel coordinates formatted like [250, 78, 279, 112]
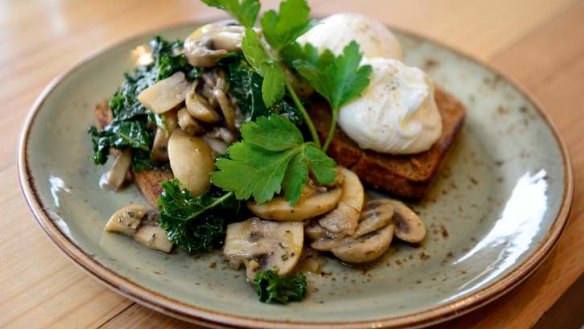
[17, 20, 574, 329]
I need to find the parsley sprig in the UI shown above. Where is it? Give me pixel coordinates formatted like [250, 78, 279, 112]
[203, 0, 321, 148]
[285, 42, 373, 150]
[211, 116, 337, 205]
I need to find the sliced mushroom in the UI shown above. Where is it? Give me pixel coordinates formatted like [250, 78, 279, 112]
[385, 199, 426, 243]
[100, 150, 132, 191]
[151, 128, 170, 161]
[318, 168, 364, 237]
[185, 82, 222, 123]
[104, 204, 150, 236]
[202, 136, 228, 155]
[134, 225, 173, 253]
[207, 127, 236, 144]
[177, 107, 205, 135]
[167, 130, 214, 196]
[137, 72, 189, 114]
[247, 188, 342, 221]
[184, 20, 245, 68]
[223, 217, 304, 281]
[354, 200, 394, 237]
[331, 224, 395, 264]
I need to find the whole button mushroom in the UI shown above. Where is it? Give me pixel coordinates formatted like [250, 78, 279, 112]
[167, 129, 214, 196]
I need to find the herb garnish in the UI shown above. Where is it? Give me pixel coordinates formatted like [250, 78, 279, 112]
[285, 42, 373, 150]
[254, 269, 307, 304]
[211, 115, 336, 205]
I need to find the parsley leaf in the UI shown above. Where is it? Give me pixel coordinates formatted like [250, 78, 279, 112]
[289, 41, 372, 110]
[211, 116, 337, 205]
[241, 29, 286, 107]
[201, 0, 260, 28]
[157, 179, 242, 254]
[286, 41, 372, 150]
[260, 0, 312, 51]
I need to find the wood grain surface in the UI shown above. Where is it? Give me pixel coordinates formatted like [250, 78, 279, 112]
[1, 0, 583, 328]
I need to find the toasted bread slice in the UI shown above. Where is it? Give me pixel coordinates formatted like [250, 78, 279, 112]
[94, 101, 173, 207]
[309, 87, 466, 199]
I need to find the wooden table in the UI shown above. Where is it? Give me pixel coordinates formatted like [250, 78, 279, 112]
[2, 0, 583, 328]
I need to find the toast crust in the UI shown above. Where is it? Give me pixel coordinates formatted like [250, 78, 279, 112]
[310, 87, 466, 199]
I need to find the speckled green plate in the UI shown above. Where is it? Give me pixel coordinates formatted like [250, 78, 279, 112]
[18, 22, 573, 328]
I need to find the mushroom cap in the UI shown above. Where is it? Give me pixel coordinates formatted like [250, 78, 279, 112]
[354, 200, 394, 237]
[247, 188, 342, 221]
[167, 130, 214, 196]
[137, 72, 189, 114]
[104, 204, 150, 236]
[384, 199, 426, 243]
[318, 167, 364, 237]
[331, 224, 395, 263]
[223, 218, 304, 281]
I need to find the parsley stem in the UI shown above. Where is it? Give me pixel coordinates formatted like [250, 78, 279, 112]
[322, 109, 338, 152]
[285, 82, 321, 149]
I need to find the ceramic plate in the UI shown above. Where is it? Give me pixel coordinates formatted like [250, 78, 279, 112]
[18, 23, 572, 328]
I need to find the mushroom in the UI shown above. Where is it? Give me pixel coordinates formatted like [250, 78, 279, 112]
[353, 199, 394, 238]
[151, 128, 170, 161]
[384, 199, 426, 243]
[134, 225, 173, 253]
[202, 136, 228, 155]
[105, 205, 173, 253]
[184, 20, 245, 68]
[318, 168, 364, 238]
[177, 107, 205, 135]
[331, 224, 395, 264]
[247, 188, 342, 221]
[167, 129, 214, 196]
[137, 72, 190, 114]
[104, 204, 150, 236]
[223, 217, 304, 281]
[213, 71, 236, 131]
[100, 150, 132, 191]
[185, 81, 222, 123]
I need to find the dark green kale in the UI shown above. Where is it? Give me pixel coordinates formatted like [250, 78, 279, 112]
[90, 36, 202, 168]
[254, 269, 307, 304]
[218, 55, 303, 125]
[157, 179, 242, 254]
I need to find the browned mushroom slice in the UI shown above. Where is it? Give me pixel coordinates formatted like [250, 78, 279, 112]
[214, 88, 236, 131]
[331, 224, 395, 263]
[177, 107, 205, 135]
[100, 150, 132, 191]
[247, 188, 342, 221]
[354, 200, 394, 237]
[318, 168, 364, 237]
[223, 217, 304, 281]
[185, 82, 222, 123]
[134, 225, 173, 253]
[137, 72, 189, 114]
[104, 204, 150, 236]
[184, 20, 245, 68]
[385, 199, 426, 243]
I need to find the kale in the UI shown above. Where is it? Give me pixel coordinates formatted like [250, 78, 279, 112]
[157, 179, 242, 254]
[90, 36, 202, 167]
[89, 120, 154, 165]
[254, 269, 307, 304]
[218, 55, 303, 125]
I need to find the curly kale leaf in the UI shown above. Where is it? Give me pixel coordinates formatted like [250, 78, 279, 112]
[254, 269, 307, 304]
[90, 36, 202, 166]
[218, 55, 302, 125]
[157, 179, 242, 254]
